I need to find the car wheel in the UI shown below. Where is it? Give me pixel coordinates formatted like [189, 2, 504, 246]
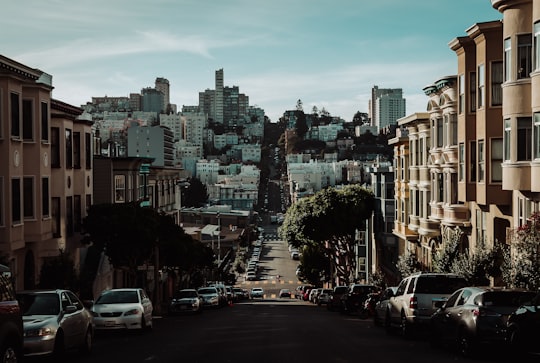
[400, 312, 410, 338]
[79, 327, 93, 354]
[457, 328, 476, 358]
[384, 311, 393, 334]
[53, 331, 65, 358]
[0, 338, 22, 363]
[141, 316, 152, 332]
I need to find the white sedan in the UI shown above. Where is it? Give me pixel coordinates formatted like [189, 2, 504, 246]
[91, 288, 153, 331]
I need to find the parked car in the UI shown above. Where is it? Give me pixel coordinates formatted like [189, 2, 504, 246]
[233, 287, 247, 300]
[386, 272, 468, 337]
[197, 287, 220, 308]
[327, 286, 349, 311]
[251, 288, 264, 299]
[309, 288, 322, 304]
[91, 288, 153, 331]
[279, 289, 291, 298]
[169, 289, 202, 314]
[17, 289, 93, 357]
[317, 289, 334, 306]
[373, 287, 397, 326]
[0, 265, 23, 362]
[505, 291, 540, 357]
[340, 284, 377, 315]
[430, 287, 536, 357]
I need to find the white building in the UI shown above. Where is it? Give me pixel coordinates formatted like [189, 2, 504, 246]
[196, 159, 220, 184]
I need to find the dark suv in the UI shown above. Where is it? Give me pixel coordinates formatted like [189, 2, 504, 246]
[327, 286, 349, 311]
[340, 284, 377, 315]
[0, 264, 23, 362]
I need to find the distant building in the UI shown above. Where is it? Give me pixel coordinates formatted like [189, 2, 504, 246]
[127, 124, 175, 167]
[369, 86, 406, 131]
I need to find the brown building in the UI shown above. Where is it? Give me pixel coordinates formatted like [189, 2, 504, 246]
[0, 55, 93, 290]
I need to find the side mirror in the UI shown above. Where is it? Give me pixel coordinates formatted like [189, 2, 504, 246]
[433, 300, 446, 309]
[64, 305, 77, 314]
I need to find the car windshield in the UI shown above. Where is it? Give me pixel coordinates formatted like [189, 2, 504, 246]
[478, 291, 537, 307]
[96, 290, 139, 304]
[414, 276, 467, 294]
[18, 293, 60, 316]
[198, 288, 217, 295]
[176, 290, 197, 299]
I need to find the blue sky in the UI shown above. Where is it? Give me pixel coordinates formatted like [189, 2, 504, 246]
[2, 0, 501, 122]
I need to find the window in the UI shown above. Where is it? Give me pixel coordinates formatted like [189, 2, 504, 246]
[470, 72, 476, 112]
[478, 64, 485, 109]
[73, 132, 81, 168]
[85, 132, 92, 169]
[23, 177, 34, 219]
[11, 178, 21, 225]
[51, 127, 60, 168]
[491, 138, 503, 183]
[459, 74, 465, 114]
[504, 119, 511, 161]
[10, 92, 20, 138]
[0, 178, 3, 226]
[534, 113, 540, 159]
[52, 197, 60, 238]
[65, 129, 73, 169]
[518, 196, 532, 227]
[433, 117, 443, 148]
[115, 175, 126, 203]
[535, 22, 540, 71]
[470, 141, 477, 182]
[419, 138, 424, 165]
[446, 113, 457, 145]
[491, 61, 503, 106]
[42, 177, 49, 218]
[41, 102, 49, 142]
[450, 173, 458, 204]
[66, 196, 73, 237]
[74, 195, 81, 233]
[476, 210, 486, 245]
[517, 117, 532, 161]
[86, 194, 92, 213]
[518, 34, 532, 79]
[478, 140, 485, 182]
[459, 143, 465, 182]
[22, 99, 33, 141]
[504, 38, 512, 82]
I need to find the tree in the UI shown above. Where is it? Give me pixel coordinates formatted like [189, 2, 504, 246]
[295, 110, 308, 139]
[279, 185, 375, 285]
[181, 177, 209, 208]
[298, 244, 330, 286]
[296, 99, 303, 112]
[38, 250, 79, 291]
[501, 212, 540, 290]
[396, 252, 422, 280]
[82, 202, 160, 287]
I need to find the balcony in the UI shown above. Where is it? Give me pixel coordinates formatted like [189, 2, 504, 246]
[502, 162, 531, 191]
[408, 215, 420, 232]
[418, 218, 441, 238]
[442, 204, 470, 227]
[430, 202, 444, 221]
[442, 145, 459, 165]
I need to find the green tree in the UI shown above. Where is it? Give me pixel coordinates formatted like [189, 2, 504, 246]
[182, 177, 209, 208]
[279, 185, 375, 285]
[298, 244, 330, 286]
[38, 250, 79, 291]
[82, 202, 160, 287]
[501, 212, 540, 290]
[295, 110, 308, 139]
[396, 252, 422, 280]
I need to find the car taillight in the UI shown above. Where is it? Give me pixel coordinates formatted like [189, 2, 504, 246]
[409, 296, 418, 309]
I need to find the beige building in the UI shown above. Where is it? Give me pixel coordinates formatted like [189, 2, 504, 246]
[0, 55, 92, 290]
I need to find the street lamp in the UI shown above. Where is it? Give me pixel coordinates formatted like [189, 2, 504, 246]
[175, 178, 190, 225]
[217, 212, 221, 266]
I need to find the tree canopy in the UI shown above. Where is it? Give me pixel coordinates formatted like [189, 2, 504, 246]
[181, 177, 209, 208]
[279, 184, 375, 285]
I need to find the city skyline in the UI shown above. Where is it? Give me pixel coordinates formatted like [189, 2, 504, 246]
[2, 0, 500, 122]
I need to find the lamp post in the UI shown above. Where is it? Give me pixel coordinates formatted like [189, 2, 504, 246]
[217, 212, 221, 266]
[175, 178, 190, 225]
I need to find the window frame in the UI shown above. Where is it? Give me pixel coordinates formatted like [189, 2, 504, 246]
[491, 61, 503, 106]
[490, 138, 503, 183]
[478, 139, 485, 183]
[517, 117, 532, 161]
[517, 33, 532, 79]
[458, 73, 465, 114]
[42, 177, 50, 218]
[459, 143, 465, 182]
[22, 99, 34, 141]
[10, 92, 20, 138]
[23, 176, 35, 220]
[41, 101, 49, 142]
[11, 178, 21, 225]
[504, 119, 511, 161]
[478, 64, 485, 109]
[504, 37, 512, 82]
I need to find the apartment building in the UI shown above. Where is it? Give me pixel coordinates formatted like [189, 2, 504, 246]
[0, 55, 92, 290]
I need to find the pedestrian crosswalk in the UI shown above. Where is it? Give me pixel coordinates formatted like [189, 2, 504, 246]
[241, 280, 300, 285]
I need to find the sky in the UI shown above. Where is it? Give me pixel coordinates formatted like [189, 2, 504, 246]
[2, 0, 502, 123]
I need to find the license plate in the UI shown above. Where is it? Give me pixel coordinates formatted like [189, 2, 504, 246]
[105, 321, 115, 327]
[180, 305, 187, 310]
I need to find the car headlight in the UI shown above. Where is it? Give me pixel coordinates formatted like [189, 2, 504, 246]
[25, 327, 54, 337]
[124, 309, 142, 316]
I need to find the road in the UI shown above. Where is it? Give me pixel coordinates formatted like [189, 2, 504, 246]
[46, 227, 523, 363]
